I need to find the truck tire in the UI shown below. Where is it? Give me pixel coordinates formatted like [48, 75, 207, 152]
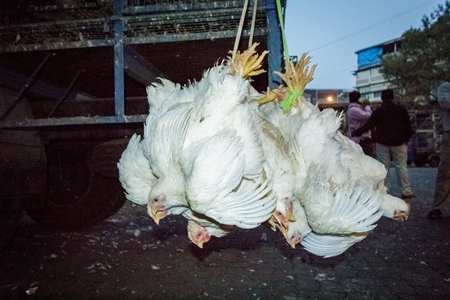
[0, 87, 46, 248]
[27, 139, 128, 229]
[0, 212, 21, 251]
[428, 155, 440, 168]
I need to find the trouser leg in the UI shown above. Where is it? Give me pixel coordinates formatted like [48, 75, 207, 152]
[391, 143, 413, 196]
[375, 143, 391, 189]
[375, 143, 391, 170]
[433, 132, 450, 209]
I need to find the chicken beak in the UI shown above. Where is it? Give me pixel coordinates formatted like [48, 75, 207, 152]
[147, 207, 157, 224]
[149, 210, 167, 225]
[289, 211, 296, 222]
[288, 240, 297, 249]
[147, 206, 160, 224]
[150, 206, 159, 217]
[152, 215, 161, 225]
[287, 199, 295, 222]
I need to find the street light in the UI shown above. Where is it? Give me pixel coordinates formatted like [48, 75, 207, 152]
[327, 96, 333, 102]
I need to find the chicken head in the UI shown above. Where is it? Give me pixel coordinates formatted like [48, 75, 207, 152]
[187, 220, 211, 248]
[148, 194, 168, 224]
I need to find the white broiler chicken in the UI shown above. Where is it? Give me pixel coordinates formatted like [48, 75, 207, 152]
[140, 44, 277, 246]
[181, 127, 275, 229]
[124, 72, 201, 223]
[261, 54, 409, 257]
[143, 101, 194, 223]
[252, 55, 318, 244]
[290, 107, 408, 257]
[277, 107, 372, 255]
[293, 104, 408, 257]
[250, 55, 316, 246]
[255, 101, 309, 240]
[118, 132, 236, 248]
[119, 108, 240, 247]
[180, 127, 273, 247]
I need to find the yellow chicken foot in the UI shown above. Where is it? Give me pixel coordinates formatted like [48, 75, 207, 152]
[227, 42, 268, 80]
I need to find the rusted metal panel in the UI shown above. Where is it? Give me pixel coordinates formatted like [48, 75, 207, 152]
[0, 115, 147, 128]
[0, 0, 281, 128]
[0, 1, 268, 52]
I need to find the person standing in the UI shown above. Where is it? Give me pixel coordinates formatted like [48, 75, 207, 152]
[352, 88, 415, 200]
[346, 90, 375, 157]
[428, 82, 450, 219]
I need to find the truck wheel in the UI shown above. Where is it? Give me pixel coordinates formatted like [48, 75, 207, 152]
[0, 87, 46, 247]
[0, 212, 21, 251]
[27, 139, 128, 229]
[428, 155, 440, 168]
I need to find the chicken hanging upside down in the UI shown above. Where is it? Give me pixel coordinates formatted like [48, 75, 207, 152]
[257, 53, 410, 257]
[118, 42, 410, 258]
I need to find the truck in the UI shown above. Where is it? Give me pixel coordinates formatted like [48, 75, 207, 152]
[408, 110, 442, 167]
[0, 0, 284, 248]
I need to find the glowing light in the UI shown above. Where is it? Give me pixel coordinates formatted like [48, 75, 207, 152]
[327, 96, 333, 102]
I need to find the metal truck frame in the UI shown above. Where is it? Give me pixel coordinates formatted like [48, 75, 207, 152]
[0, 0, 285, 248]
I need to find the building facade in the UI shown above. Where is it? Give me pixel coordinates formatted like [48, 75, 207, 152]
[354, 38, 402, 102]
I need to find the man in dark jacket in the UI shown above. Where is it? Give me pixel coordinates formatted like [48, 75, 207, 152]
[428, 81, 450, 219]
[353, 88, 414, 200]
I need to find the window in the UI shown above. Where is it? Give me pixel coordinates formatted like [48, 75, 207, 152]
[357, 69, 370, 79]
[373, 91, 381, 98]
[370, 67, 381, 76]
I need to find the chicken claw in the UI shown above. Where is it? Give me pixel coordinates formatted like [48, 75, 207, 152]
[393, 203, 410, 222]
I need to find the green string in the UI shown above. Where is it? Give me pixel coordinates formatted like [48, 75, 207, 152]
[276, 0, 299, 113]
[280, 89, 302, 113]
[275, 0, 311, 114]
[276, 0, 290, 61]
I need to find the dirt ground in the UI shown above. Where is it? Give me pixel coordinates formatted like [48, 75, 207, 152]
[1, 167, 450, 299]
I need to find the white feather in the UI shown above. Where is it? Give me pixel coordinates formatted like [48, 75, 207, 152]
[301, 232, 367, 258]
[117, 134, 157, 205]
